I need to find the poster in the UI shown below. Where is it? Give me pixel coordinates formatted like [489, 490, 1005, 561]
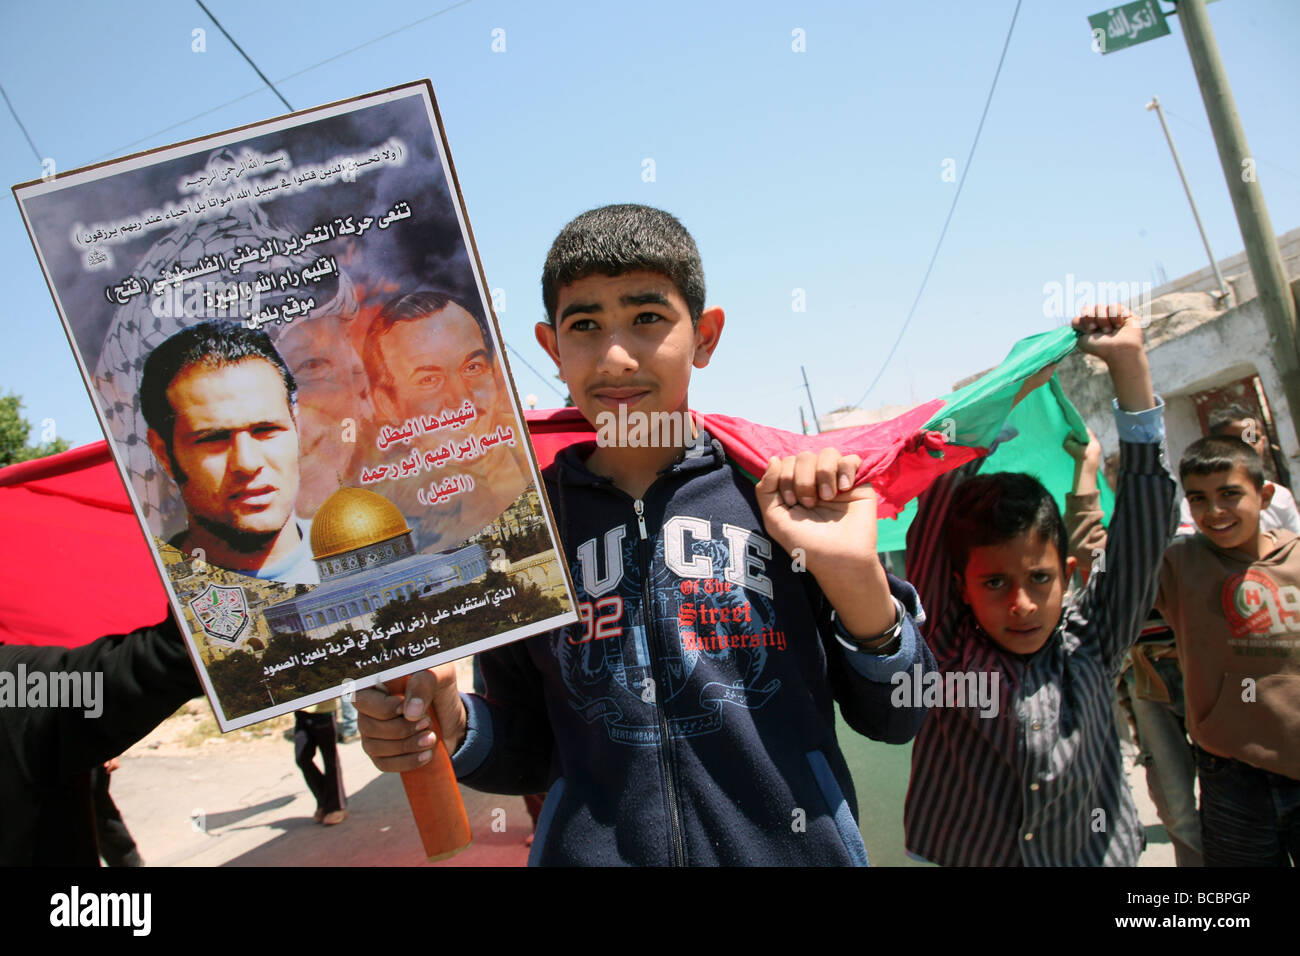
[13, 81, 578, 731]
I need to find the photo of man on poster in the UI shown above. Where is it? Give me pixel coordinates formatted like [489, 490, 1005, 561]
[363, 290, 530, 551]
[140, 320, 319, 584]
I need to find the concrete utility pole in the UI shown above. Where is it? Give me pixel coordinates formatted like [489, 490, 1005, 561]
[1176, 0, 1300, 447]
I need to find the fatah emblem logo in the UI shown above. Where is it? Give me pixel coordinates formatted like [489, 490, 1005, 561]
[189, 584, 251, 644]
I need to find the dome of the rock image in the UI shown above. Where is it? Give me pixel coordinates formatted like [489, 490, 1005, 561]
[310, 487, 412, 559]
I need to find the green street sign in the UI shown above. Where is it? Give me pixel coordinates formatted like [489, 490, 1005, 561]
[1088, 1, 1171, 54]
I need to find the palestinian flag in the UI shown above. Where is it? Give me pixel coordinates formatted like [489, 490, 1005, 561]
[529, 326, 1114, 550]
[0, 443, 168, 647]
[0, 326, 1108, 646]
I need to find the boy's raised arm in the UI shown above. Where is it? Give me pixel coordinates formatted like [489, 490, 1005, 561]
[904, 456, 980, 658]
[1064, 429, 1107, 584]
[824, 570, 937, 743]
[755, 450, 895, 638]
[756, 450, 935, 743]
[1067, 307, 1178, 671]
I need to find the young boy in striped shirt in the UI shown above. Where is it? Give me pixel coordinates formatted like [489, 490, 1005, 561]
[903, 306, 1178, 865]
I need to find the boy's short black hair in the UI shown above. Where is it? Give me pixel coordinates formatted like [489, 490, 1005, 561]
[1207, 403, 1256, 436]
[1179, 436, 1265, 490]
[945, 472, 1069, 576]
[541, 204, 706, 325]
[140, 320, 296, 450]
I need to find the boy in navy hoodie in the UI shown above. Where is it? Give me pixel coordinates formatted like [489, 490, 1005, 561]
[356, 204, 935, 865]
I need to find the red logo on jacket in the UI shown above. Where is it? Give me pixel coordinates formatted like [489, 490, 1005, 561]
[1222, 568, 1300, 638]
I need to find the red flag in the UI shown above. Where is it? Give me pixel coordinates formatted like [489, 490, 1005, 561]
[0, 443, 167, 647]
[522, 405, 975, 522]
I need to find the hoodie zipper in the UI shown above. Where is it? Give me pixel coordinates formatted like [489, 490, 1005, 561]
[633, 495, 687, 866]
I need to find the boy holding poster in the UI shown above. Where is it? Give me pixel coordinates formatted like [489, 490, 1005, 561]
[357, 204, 936, 865]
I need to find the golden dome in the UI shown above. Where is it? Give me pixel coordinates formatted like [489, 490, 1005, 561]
[310, 487, 412, 559]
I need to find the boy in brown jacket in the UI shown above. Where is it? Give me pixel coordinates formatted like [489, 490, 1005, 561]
[1157, 435, 1300, 865]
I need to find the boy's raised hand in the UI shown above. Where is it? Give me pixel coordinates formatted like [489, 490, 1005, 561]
[1064, 427, 1103, 468]
[1072, 304, 1144, 359]
[756, 449, 874, 558]
[1065, 427, 1104, 497]
[756, 450, 896, 640]
[1072, 305, 1155, 413]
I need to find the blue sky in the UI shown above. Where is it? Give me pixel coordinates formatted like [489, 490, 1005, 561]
[3, 0, 1297, 447]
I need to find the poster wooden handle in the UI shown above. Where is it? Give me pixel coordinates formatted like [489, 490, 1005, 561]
[384, 674, 472, 862]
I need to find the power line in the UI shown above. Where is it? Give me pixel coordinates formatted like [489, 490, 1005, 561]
[271, 0, 473, 88]
[850, 0, 1022, 411]
[195, 0, 292, 113]
[1163, 106, 1300, 182]
[0, 81, 42, 165]
[503, 340, 567, 401]
[89, 88, 269, 163]
[91, 0, 473, 164]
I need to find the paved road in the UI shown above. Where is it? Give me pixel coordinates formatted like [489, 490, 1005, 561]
[111, 739, 532, 867]
[110, 713, 1175, 867]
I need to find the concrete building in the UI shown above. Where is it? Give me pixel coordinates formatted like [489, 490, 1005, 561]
[817, 403, 915, 433]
